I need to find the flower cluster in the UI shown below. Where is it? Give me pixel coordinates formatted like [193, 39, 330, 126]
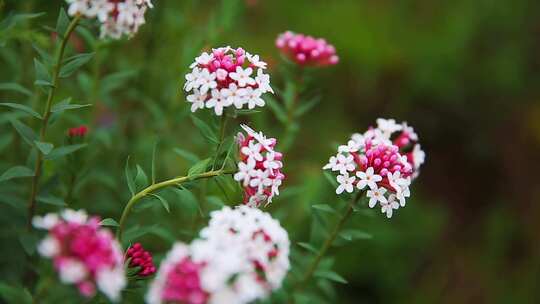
[234, 125, 285, 207]
[33, 209, 126, 301]
[66, 0, 153, 39]
[67, 125, 88, 137]
[126, 243, 156, 277]
[147, 206, 290, 304]
[323, 118, 425, 218]
[184, 46, 273, 115]
[276, 31, 339, 67]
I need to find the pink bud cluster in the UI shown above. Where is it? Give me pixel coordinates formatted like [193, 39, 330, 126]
[126, 243, 156, 277]
[146, 206, 290, 304]
[276, 31, 339, 66]
[67, 125, 88, 137]
[33, 209, 126, 301]
[66, 0, 154, 39]
[184, 46, 273, 115]
[234, 125, 285, 207]
[324, 119, 425, 218]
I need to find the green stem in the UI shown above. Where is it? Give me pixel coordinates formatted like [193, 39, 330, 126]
[211, 114, 228, 170]
[27, 15, 81, 229]
[116, 169, 234, 242]
[296, 191, 363, 290]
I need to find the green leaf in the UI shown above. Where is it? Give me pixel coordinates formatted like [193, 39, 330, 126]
[37, 194, 66, 206]
[100, 218, 119, 227]
[33, 58, 51, 85]
[297, 242, 319, 255]
[339, 229, 373, 241]
[0, 103, 42, 119]
[44, 143, 87, 160]
[150, 193, 170, 213]
[34, 80, 53, 87]
[9, 119, 37, 146]
[59, 52, 95, 78]
[125, 156, 135, 196]
[235, 109, 261, 116]
[135, 165, 148, 189]
[323, 171, 339, 188]
[18, 233, 39, 256]
[172, 188, 199, 215]
[0, 166, 34, 183]
[283, 81, 297, 109]
[188, 158, 211, 176]
[55, 8, 70, 38]
[32, 43, 53, 65]
[0, 133, 14, 152]
[191, 115, 218, 144]
[173, 148, 200, 164]
[0, 83, 33, 97]
[312, 204, 336, 214]
[295, 96, 321, 117]
[151, 141, 158, 184]
[314, 270, 348, 284]
[0, 283, 32, 304]
[266, 95, 287, 124]
[51, 101, 92, 112]
[34, 141, 54, 155]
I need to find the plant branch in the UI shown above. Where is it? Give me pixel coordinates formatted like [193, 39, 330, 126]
[116, 169, 235, 242]
[27, 15, 81, 229]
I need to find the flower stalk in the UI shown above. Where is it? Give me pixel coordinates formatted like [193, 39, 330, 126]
[117, 169, 235, 242]
[27, 15, 81, 229]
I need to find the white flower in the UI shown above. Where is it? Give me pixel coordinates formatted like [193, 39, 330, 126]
[59, 259, 87, 284]
[221, 83, 247, 109]
[381, 195, 400, 218]
[246, 53, 267, 69]
[190, 52, 214, 68]
[323, 155, 338, 170]
[96, 267, 126, 302]
[216, 68, 228, 81]
[32, 213, 59, 229]
[413, 144, 425, 169]
[249, 169, 273, 191]
[206, 89, 231, 116]
[234, 158, 256, 186]
[244, 87, 265, 109]
[351, 133, 365, 145]
[61, 209, 88, 224]
[198, 69, 218, 94]
[240, 141, 263, 161]
[366, 187, 387, 208]
[263, 152, 282, 171]
[229, 66, 256, 87]
[334, 154, 355, 175]
[376, 118, 402, 137]
[184, 67, 202, 91]
[37, 237, 60, 257]
[255, 69, 273, 93]
[186, 89, 207, 112]
[338, 140, 361, 153]
[336, 174, 355, 194]
[356, 167, 382, 190]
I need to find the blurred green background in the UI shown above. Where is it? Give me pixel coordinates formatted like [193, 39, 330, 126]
[1, 0, 540, 303]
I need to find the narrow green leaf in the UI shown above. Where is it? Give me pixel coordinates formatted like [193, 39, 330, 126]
[312, 204, 336, 214]
[295, 96, 321, 117]
[191, 115, 218, 144]
[314, 270, 348, 284]
[33, 58, 50, 84]
[125, 156, 135, 196]
[0, 83, 33, 96]
[339, 229, 373, 241]
[297, 242, 319, 255]
[34, 141, 54, 155]
[323, 171, 339, 188]
[100, 218, 119, 227]
[37, 194, 66, 206]
[135, 165, 148, 189]
[235, 109, 261, 116]
[150, 193, 170, 213]
[10, 119, 37, 146]
[44, 144, 87, 160]
[173, 148, 200, 164]
[59, 52, 94, 78]
[51, 102, 92, 113]
[265, 95, 287, 123]
[0, 133, 14, 152]
[55, 8, 69, 38]
[188, 158, 211, 176]
[34, 80, 53, 87]
[0, 166, 34, 182]
[0, 103, 42, 119]
[283, 81, 297, 109]
[0, 283, 33, 304]
[18, 233, 39, 256]
[32, 43, 53, 65]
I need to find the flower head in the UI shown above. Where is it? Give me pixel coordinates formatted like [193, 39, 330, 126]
[183, 47, 273, 116]
[33, 209, 126, 301]
[147, 206, 290, 304]
[234, 125, 284, 207]
[126, 243, 156, 277]
[276, 31, 339, 67]
[323, 118, 425, 218]
[66, 0, 153, 39]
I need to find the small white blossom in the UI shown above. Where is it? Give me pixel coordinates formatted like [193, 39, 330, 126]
[366, 187, 387, 208]
[240, 141, 263, 161]
[198, 69, 218, 94]
[255, 69, 273, 93]
[229, 66, 256, 87]
[336, 174, 355, 194]
[334, 154, 355, 175]
[381, 195, 400, 218]
[244, 87, 265, 109]
[246, 53, 267, 69]
[37, 237, 60, 257]
[59, 259, 88, 284]
[206, 89, 231, 116]
[356, 167, 382, 190]
[234, 158, 256, 186]
[96, 267, 126, 302]
[221, 83, 247, 109]
[186, 89, 207, 112]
